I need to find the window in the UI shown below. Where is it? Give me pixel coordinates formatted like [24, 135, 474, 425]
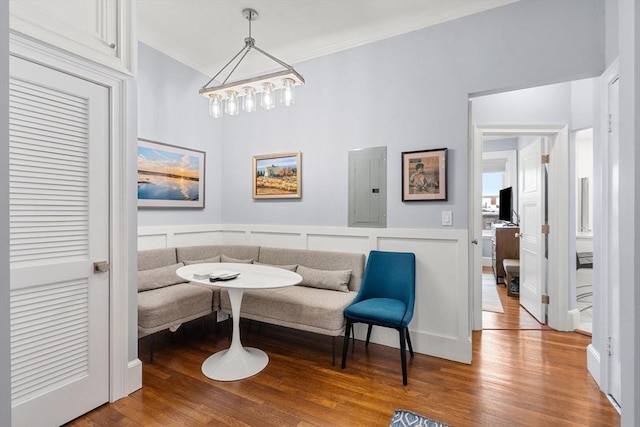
[482, 150, 517, 232]
[482, 172, 504, 230]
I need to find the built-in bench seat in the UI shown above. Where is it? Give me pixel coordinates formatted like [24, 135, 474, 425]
[137, 245, 365, 363]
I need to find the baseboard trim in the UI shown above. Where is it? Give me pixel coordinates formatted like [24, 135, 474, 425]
[352, 324, 472, 365]
[125, 358, 142, 396]
[568, 308, 581, 331]
[586, 343, 601, 388]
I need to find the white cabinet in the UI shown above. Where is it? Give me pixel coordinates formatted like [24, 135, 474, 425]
[10, 0, 135, 74]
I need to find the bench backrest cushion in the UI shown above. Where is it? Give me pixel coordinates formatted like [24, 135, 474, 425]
[138, 248, 178, 271]
[177, 245, 260, 264]
[258, 247, 365, 292]
[138, 262, 187, 292]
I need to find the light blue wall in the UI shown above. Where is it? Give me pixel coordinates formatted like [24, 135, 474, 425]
[218, 0, 605, 229]
[571, 79, 596, 130]
[473, 82, 573, 125]
[137, 43, 222, 227]
[483, 138, 518, 153]
[0, 0, 10, 424]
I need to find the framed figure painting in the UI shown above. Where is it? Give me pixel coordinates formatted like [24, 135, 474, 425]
[137, 138, 206, 208]
[402, 148, 448, 201]
[253, 152, 302, 199]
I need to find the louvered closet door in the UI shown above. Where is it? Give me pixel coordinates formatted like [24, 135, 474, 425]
[9, 55, 109, 427]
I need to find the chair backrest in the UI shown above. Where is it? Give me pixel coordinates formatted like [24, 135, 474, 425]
[359, 250, 416, 322]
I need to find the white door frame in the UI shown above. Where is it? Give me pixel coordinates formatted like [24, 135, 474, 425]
[9, 33, 140, 401]
[593, 59, 620, 407]
[470, 124, 570, 331]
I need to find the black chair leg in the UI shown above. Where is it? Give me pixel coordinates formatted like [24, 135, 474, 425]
[351, 324, 355, 352]
[406, 328, 414, 357]
[365, 324, 373, 347]
[399, 328, 408, 385]
[341, 319, 352, 369]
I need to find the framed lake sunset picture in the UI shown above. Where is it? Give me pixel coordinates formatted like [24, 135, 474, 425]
[137, 138, 206, 208]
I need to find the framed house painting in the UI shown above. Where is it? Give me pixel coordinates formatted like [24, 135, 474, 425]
[402, 148, 448, 201]
[137, 138, 206, 208]
[253, 151, 302, 199]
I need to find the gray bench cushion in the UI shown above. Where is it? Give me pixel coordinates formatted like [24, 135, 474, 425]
[258, 247, 365, 291]
[138, 248, 177, 271]
[138, 283, 213, 335]
[220, 287, 357, 336]
[176, 245, 260, 264]
[137, 262, 186, 292]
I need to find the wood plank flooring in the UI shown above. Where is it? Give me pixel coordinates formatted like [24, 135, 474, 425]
[66, 298, 619, 427]
[482, 270, 551, 330]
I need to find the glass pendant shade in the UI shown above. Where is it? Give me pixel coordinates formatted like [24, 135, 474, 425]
[225, 90, 239, 116]
[281, 78, 295, 106]
[243, 87, 257, 112]
[209, 94, 223, 118]
[261, 82, 276, 110]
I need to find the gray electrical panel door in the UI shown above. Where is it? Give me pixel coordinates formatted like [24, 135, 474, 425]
[348, 146, 387, 228]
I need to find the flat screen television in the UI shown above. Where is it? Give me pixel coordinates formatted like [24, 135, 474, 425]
[499, 186, 513, 224]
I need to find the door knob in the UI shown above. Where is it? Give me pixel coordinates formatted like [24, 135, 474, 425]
[94, 261, 110, 272]
[471, 239, 478, 245]
[515, 232, 523, 239]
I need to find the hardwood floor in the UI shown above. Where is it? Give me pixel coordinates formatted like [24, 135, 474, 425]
[66, 307, 619, 426]
[482, 270, 551, 330]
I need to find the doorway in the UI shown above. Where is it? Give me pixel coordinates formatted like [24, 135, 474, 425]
[471, 124, 570, 332]
[479, 135, 553, 329]
[575, 128, 594, 334]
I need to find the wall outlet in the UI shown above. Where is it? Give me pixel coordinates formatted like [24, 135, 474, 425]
[442, 211, 452, 226]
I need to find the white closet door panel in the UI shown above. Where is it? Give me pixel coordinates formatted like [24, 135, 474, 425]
[9, 74, 91, 267]
[9, 55, 109, 427]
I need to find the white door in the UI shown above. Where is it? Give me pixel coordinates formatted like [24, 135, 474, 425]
[9, 56, 110, 426]
[607, 77, 621, 406]
[518, 138, 545, 323]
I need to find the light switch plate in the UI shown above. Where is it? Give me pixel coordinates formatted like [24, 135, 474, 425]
[442, 210, 452, 226]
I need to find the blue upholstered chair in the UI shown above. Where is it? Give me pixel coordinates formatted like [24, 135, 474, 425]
[341, 250, 416, 385]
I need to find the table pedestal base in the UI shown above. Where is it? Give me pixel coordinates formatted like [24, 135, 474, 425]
[201, 346, 268, 381]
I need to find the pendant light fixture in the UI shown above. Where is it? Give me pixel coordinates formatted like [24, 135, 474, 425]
[199, 8, 305, 117]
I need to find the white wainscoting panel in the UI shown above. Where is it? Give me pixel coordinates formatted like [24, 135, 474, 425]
[137, 224, 472, 363]
[249, 231, 305, 249]
[137, 234, 167, 251]
[173, 231, 222, 248]
[219, 230, 250, 245]
[307, 233, 371, 254]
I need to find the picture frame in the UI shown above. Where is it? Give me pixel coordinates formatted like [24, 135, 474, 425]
[402, 148, 448, 201]
[137, 138, 206, 208]
[253, 151, 302, 199]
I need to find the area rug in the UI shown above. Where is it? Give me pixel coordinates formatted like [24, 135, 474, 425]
[389, 409, 450, 427]
[482, 278, 504, 313]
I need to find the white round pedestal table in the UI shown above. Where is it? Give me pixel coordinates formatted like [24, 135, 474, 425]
[176, 262, 301, 381]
